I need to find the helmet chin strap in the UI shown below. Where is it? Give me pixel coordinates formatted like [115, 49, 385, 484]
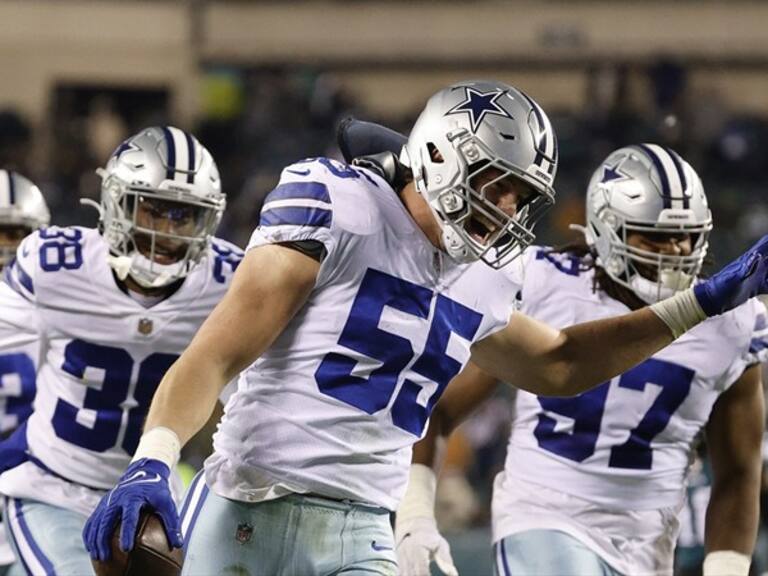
[441, 226, 477, 264]
[107, 252, 181, 289]
[629, 269, 694, 304]
[106, 254, 133, 281]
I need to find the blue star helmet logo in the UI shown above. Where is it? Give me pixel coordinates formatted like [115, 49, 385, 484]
[445, 87, 514, 133]
[600, 159, 630, 184]
[112, 140, 140, 161]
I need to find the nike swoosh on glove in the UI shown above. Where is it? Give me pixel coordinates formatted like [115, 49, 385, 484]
[694, 234, 768, 316]
[395, 516, 458, 576]
[83, 458, 182, 561]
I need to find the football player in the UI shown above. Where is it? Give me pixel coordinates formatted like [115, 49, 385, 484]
[0, 171, 50, 576]
[396, 146, 764, 576]
[85, 81, 768, 576]
[0, 127, 242, 575]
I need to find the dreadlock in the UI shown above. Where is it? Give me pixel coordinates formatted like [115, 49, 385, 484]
[548, 237, 647, 311]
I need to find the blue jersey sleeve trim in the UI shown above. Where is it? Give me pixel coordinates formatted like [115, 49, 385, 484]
[15, 260, 34, 295]
[3, 258, 34, 298]
[266, 181, 331, 204]
[749, 338, 768, 354]
[260, 206, 332, 229]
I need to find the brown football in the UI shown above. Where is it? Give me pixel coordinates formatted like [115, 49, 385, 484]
[91, 512, 183, 576]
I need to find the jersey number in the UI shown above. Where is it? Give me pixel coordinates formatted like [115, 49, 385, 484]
[211, 242, 242, 284]
[52, 340, 177, 454]
[315, 268, 482, 436]
[39, 228, 84, 272]
[0, 353, 36, 433]
[534, 358, 694, 470]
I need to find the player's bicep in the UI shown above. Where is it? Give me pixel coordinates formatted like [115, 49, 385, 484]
[470, 312, 563, 392]
[186, 243, 319, 382]
[706, 364, 764, 478]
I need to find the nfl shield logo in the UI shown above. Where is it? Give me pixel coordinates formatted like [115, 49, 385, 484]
[235, 522, 253, 545]
[137, 318, 153, 335]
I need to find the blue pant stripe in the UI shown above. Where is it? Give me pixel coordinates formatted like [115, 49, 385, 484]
[182, 473, 209, 552]
[499, 537, 512, 576]
[4, 497, 32, 576]
[8, 498, 56, 575]
[179, 470, 204, 533]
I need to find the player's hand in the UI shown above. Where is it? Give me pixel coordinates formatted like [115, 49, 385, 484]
[83, 458, 182, 561]
[395, 516, 458, 576]
[694, 234, 768, 316]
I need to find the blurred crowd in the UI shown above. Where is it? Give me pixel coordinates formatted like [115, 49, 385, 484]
[2, 61, 767, 264]
[1, 59, 768, 575]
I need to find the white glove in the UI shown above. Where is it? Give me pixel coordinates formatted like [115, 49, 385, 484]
[395, 464, 458, 576]
[395, 515, 458, 576]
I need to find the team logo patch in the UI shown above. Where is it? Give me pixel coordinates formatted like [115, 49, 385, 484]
[235, 522, 253, 544]
[137, 318, 153, 335]
[445, 87, 513, 133]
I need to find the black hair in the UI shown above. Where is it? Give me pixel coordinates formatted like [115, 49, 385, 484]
[549, 237, 647, 311]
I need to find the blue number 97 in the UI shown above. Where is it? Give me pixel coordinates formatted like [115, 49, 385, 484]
[534, 358, 694, 470]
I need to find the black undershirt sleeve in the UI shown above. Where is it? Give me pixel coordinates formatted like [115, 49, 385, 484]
[277, 240, 327, 263]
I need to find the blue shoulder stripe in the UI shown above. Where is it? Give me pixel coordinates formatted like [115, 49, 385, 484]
[3, 259, 33, 299]
[260, 206, 332, 228]
[15, 260, 34, 295]
[2, 264, 20, 293]
[266, 181, 330, 204]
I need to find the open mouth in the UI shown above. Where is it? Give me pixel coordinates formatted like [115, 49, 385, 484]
[135, 234, 185, 265]
[465, 214, 498, 244]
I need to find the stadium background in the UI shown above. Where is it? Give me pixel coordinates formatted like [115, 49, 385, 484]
[1, 1, 767, 574]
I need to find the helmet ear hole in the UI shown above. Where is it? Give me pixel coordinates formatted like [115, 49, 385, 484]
[426, 143, 444, 163]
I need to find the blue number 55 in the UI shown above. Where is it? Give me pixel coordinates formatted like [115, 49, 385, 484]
[315, 268, 483, 436]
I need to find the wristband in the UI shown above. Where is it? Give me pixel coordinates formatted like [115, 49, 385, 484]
[397, 464, 437, 521]
[130, 426, 181, 469]
[703, 551, 750, 576]
[649, 287, 707, 339]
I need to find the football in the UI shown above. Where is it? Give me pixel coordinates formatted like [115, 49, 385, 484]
[91, 512, 183, 576]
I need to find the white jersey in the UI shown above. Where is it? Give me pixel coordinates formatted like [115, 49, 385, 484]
[0, 279, 39, 435]
[492, 246, 764, 574]
[0, 278, 42, 566]
[0, 227, 242, 515]
[205, 157, 518, 511]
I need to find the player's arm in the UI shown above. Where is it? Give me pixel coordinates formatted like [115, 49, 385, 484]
[474, 235, 768, 397]
[83, 244, 319, 562]
[143, 243, 319, 445]
[471, 307, 674, 396]
[396, 363, 498, 576]
[701, 363, 763, 575]
[412, 362, 499, 468]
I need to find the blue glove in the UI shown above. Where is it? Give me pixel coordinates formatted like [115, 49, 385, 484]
[694, 235, 768, 316]
[83, 458, 182, 561]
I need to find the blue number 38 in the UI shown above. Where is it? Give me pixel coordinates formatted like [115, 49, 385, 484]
[315, 268, 483, 436]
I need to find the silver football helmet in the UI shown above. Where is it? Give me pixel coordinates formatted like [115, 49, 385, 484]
[584, 144, 712, 303]
[95, 126, 224, 288]
[402, 80, 557, 268]
[0, 170, 50, 266]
